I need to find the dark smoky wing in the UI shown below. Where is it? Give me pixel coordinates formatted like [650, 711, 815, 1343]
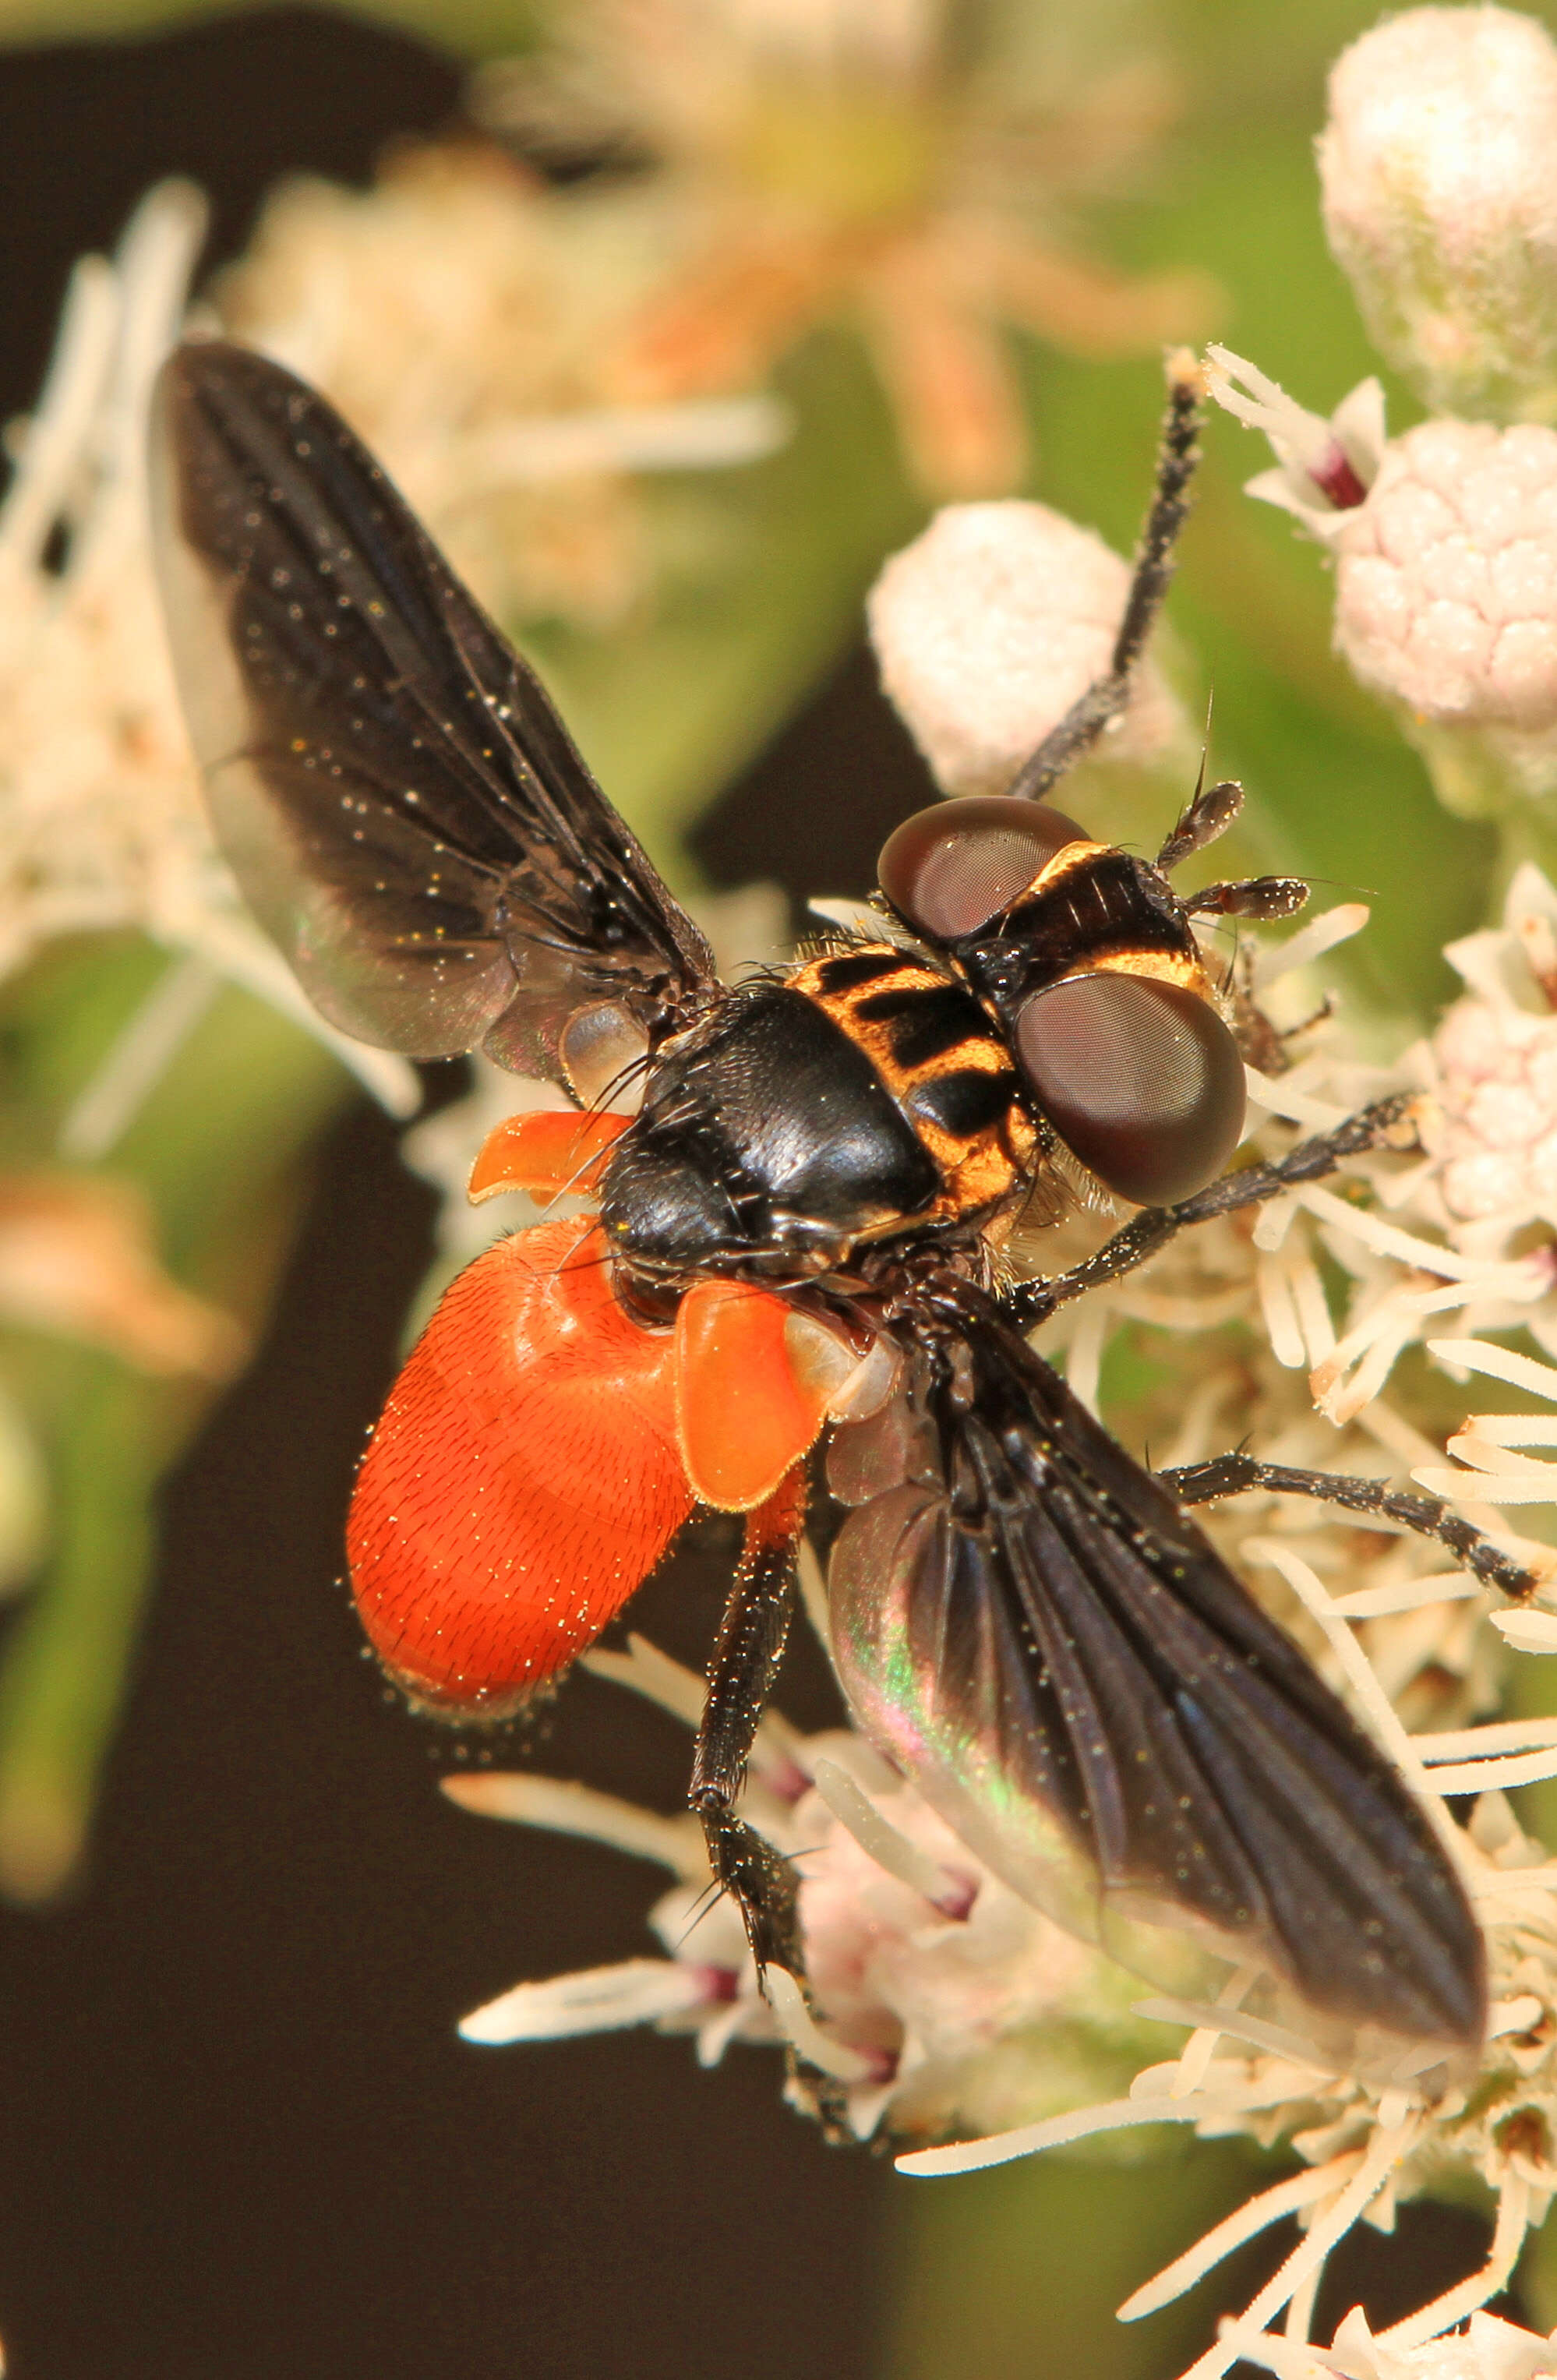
[150, 340, 715, 1075]
[827, 1281, 1485, 2057]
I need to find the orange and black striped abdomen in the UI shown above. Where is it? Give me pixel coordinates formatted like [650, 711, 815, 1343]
[792, 947, 1037, 1231]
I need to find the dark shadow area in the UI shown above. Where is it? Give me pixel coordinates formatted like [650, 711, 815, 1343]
[0, 8, 461, 419]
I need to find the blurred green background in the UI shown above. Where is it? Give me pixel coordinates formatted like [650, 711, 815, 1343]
[0, 2, 1545, 2375]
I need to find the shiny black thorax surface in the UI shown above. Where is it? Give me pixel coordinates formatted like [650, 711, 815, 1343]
[599, 973, 958, 1280]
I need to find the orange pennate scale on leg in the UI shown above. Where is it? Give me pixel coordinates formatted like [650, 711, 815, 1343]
[348, 1216, 690, 1718]
[468, 1108, 630, 1204]
[675, 1280, 857, 1511]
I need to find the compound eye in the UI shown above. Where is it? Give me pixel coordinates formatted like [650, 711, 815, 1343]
[877, 795, 1086, 941]
[1015, 974, 1245, 1206]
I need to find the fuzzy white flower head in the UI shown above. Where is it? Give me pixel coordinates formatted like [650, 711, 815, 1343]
[1412, 863, 1557, 1252]
[1334, 418, 1557, 803]
[1248, 2304, 1557, 2380]
[447, 1633, 1151, 2143]
[1318, 5, 1557, 420]
[866, 500, 1188, 796]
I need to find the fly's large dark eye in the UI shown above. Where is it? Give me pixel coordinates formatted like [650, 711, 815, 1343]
[1015, 974, 1245, 1206]
[877, 796, 1086, 941]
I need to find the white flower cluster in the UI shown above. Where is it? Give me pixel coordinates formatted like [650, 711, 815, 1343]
[1206, 7, 1557, 815]
[1207, 346, 1557, 810]
[448, 1627, 1156, 2145]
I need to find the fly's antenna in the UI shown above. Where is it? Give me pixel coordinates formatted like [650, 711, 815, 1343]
[1158, 706, 1309, 923]
[1007, 347, 1204, 805]
[1156, 704, 1245, 869]
[1185, 874, 1310, 923]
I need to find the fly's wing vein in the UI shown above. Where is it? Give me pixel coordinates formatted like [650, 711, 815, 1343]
[150, 340, 715, 1080]
[827, 1280, 1485, 2054]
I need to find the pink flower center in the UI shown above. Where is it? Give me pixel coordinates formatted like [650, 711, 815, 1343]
[1310, 444, 1368, 510]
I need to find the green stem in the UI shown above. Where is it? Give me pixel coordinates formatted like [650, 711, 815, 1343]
[0, 1358, 159, 1902]
[880, 2140, 1265, 2380]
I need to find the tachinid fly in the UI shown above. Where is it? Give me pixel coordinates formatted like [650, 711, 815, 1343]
[150, 337, 1523, 2089]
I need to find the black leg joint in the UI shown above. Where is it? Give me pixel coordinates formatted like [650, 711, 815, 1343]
[690, 1476, 807, 1979]
[1001, 1094, 1418, 1336]
[1161, 1450, 1539, 1601]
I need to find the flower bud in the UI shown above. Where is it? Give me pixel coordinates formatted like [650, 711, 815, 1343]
[866, 500, 1188, 798]
[1317, 5, 1557, 419]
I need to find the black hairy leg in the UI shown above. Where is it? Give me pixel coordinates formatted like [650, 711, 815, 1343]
[1008, 349, 1202, 803]
[1161, 1452, 1539, 1601]
[690, 1467, 807, 1979]
[1001, 1093, 1418, 1334]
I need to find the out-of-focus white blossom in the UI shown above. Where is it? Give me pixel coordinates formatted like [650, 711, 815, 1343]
[0, 186, 222, 988]
[0, 182, 420, 1125]
[1248, 2304, 1557, 2380]
[217, 144, 787, 630]
[865, 499, 1189, 796]
[483, 0, 952, 175]
[475, 0, 1216, 499]
[1209, 348, 1557, 811]
[1317, 5, 1557, 422]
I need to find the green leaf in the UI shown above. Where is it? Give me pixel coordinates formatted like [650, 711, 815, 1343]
[0, 939, 361, 1896]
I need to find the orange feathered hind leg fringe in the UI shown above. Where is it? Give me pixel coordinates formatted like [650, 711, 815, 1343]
[346, 1216, 691, 1718]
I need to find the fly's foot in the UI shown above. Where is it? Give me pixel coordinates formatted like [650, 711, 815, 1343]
[696, 1802, 803, 1982]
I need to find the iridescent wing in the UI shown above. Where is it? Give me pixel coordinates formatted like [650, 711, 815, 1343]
[149, 341, 715, 1080]
[827, 1277, 1485, 2064]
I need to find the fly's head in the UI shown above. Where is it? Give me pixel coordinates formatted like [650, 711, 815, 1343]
[877, 783, 1305, 1210]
